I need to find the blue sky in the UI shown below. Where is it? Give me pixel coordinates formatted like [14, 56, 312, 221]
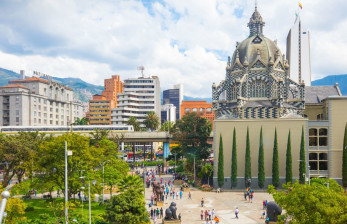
[0, 0, 346, 97]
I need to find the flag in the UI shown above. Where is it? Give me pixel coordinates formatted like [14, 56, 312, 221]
[299, 3, 303, 9]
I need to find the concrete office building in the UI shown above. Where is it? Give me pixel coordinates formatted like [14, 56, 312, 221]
[0, 74, 83, 126]
[287, 15, 311, 86]
[163, 83, 183, 120]
[212, 6, 346, 189]
[111, 76, 161, 126]
[161, 104, 176, 124]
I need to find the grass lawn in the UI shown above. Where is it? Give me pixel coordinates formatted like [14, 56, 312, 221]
[23, 198, 106, 222]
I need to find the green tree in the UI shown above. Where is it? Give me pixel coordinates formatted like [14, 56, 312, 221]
[103, 159, 129, 198]
[198, 163, 213, 185]
[104, 189, 148, 224]
[118, 175, 144, 194]
[160, 121, 175, 132]
[245, 127, 251, 186]
[299, 126, 306, 184]
[0, 132, 41, 187]
[286, 130, 293, 184]
[72, 117, 89, 125]
[143, 111, 160, 131]
[37, 133, 102, 198]
[272, 128, 280, 188]
[343, 123, 347, 188]
[126, 116, 141, 131]
[258, 127, 265, 188]
[217, 134, 224, 188]
[0, 185, 27, 224]
[173, 112, 212, 161]
[268, 179, 347, 224]
[231, 127, 238, 188]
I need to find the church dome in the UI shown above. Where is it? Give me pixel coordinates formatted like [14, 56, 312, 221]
[232, 35, 282, 66]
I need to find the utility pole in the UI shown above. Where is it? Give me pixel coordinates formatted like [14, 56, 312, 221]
[193, 155, 196, 184]
[65, 141, 68, 224]
[89, 181, 91, 224]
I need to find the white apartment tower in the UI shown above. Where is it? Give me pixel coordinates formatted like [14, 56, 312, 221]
[0, 73, 83, 126]
[111, 76, 161, 126]
[286, 15, 311, 86]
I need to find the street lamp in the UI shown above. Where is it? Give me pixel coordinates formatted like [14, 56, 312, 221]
[65, 141, 73, 224]
[173, 153, 177, 173]
[188, 153, 196, 184]
[102, 160, 110, 204]
[80, 176, 93, 224]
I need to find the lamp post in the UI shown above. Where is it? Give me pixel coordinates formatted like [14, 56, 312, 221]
[173, 153, 177, 173]
[0, 190, 10, 223]
[80, 176, 92, 224]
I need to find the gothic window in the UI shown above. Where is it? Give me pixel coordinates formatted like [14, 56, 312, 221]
[231, 85, 237, 100]
[249, 80, 267, 98]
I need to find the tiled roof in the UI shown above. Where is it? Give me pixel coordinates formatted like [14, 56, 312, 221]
[305, 86, 341, 104]
[0, 84, 29, 89]
[9, 77, 50, 84]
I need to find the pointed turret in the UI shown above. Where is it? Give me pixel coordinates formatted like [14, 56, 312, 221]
[248, 5, 265, 37]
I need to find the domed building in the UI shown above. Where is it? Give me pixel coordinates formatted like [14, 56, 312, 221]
[212, 6, 305, 119]
[212, 6, 346, 189]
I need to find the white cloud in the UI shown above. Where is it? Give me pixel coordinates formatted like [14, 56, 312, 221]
[0, 0, 346, 97]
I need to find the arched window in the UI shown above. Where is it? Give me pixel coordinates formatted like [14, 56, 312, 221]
[231, 85, 237, 100]
[249, 80, 267, 98]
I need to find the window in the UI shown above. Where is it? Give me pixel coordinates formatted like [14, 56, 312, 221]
[199, 108, 205, 112]
[34, 111, 37, 116]
[16, 117, 19, 122]
[16, 110, 19, 115]
[185, 108, 191, 112]
[192, 108, 198, 112]
[15, 96, 19, 101]
[231, 85, 237, 100]
[15, 103, 19, 108]
[309, 128, 328, 147]
[249, 80, 267, 98]
[206, 108, 212, 112]
[38, 112, 41, 117]
[309, 152, 328, 171]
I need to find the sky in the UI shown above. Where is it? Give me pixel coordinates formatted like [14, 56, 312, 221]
[0, 0, 346, 97]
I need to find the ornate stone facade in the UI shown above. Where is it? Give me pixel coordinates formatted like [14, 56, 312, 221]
[212, 7, 305, 119]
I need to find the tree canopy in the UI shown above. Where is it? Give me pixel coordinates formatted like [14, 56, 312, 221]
[143, 111, 160, 131]
[126, 116, 141, 131]
[173, 112, 212, 160]
[268, 179, 347, 224]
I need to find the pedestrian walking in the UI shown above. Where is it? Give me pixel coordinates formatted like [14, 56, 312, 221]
[263, 200, 266, 210]
[204, 210, 208, 220]
[150, 208, 154, 219]
[188, 192, 192, 199]
[180, 190, 183, 199]
[244, 191, 247, 200]
[201, 198, 204, 207]
[212, 209, 215, 219]
[201, 210, 204, 220]
[235, 207, 239, 219]
[178, 213, 181, 221]
[160, 207, 163, 218]
[208, 210, 211, 220]
[214, 216, 220, 224]
[176, 191, 179, 199]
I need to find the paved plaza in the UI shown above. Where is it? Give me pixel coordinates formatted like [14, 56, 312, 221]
[145, 175, 274, 224]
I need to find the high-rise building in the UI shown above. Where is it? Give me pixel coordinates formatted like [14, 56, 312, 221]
[286, 15, 311, 85]
[89, 75, 123, 125]
[161, 104, 176, 124]
[111, 76, 161, 126]
[163, 83, 183, 120]
[0, 75, 83, 126]
[180, 101, 215, 128]
[102, 75, 123, 107]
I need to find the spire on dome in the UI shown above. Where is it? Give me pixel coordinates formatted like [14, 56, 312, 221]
[247, 3, 265, 37]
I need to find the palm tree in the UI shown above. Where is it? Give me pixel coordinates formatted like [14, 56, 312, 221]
[118, 175, 144, 194]
[143, 111, 160, 131]
[126, 116, 140, 131]
[72, 117, 89, 125]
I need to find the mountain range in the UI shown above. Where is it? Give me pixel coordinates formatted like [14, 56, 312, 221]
[0, 67, 346, 103]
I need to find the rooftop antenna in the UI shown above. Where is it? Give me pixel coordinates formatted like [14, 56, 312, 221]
[137, 66, 145, 78]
